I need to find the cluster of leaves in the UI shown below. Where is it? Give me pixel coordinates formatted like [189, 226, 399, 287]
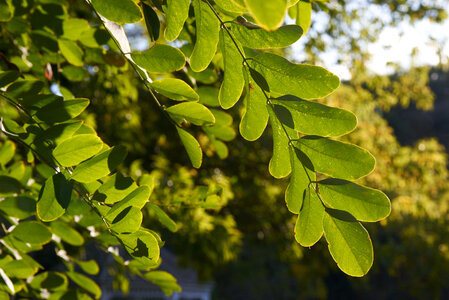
[0, 0, 397, 298]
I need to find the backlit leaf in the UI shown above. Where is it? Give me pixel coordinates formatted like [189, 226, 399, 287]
[92, 172, 138, 204]
[166, 102, 215, 126]
[36, 98, 89, 124]
[151, 78, 199, 101]
[119, 230, 160, 267]
[50, 221, 84, 246]
[244, 0, 287, 30]
[75, 260, 99, 275]
[0, 196, 36, 220]
[106, 186, 150, 220]
[66, 271, 101, 299]
[190, 0, 220, 72]
[132, 44, 185, 73]
[176, 127, 202, 168]
[165, 0, 190, 41]
[148, 203, 177, 232]
[144, 271, 181, 296]
[272, 95, 357, 136]
[233, 24, 303, 49]
[58, 39, 84, 67]
[108, 206, 142, 234]
[53, 134, 103, 167]
[295, 188, 325, 246]
[318, 178, 391, 222]
[252, 52, 340, 99]
[296, 0, 312, 34]
[0, 140, 15, 166]
[91, 0, 142, 24]
[10, 221, 52, 245]
[323, 210, 373, 277]
[37, 173, 73, 222]
[293, 136, 375, 180]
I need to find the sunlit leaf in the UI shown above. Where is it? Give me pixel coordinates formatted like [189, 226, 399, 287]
[293, 136, 375, 180]
[53, 134, 103, 167]
[91, 0, 142, 24]
[0, 140, 15, 166]
[295, 188, 325, 246]
[30, 272, 68, 291]
[58, 39, 84, 67]
[323, 209, 373, 277]
[318, 178, 391, 222]
[166, 102, 215, 126]
[233, 24, 302, 49]
[165, 0, 190, 41]
[0, 196, 36, 220]
[50, 221, 84, 246]
[148, 203, 177, 232]
[106, 186, 150, 220]
[244, 0, 287, 30]
[295, 0, 312, 34]
[119, 230, 160, 267]
[151, 78, 199, 101]
[36, 98, 89, 124]
[92, 172, 138, 204]
[132, 44, 185, 73]
[144, 271, 181, 296]
[176, 127, 202, 168]
[74, 260, 99, 276]
[10, 221, 52, 245]
[190, 0, 220, 72]
[108, 206, 142, 234]
[66, 271, 101, 299]
[37, 173, 73, 222]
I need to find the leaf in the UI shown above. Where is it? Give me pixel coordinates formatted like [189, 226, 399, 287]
[106, 186, 150, 220]
[10, 221, 52, 245]
[215, 0, 247, 13]
[198, 86, 220, 107]
[252, 52, 340, 99]
[36, 98, 90, 124]
[74, 260, 99, 275]
[62, 18, 89, 41]
[318, 178, 391, 222]
[144, 271, 181, 296]
[0, 175, 22, 196]
[271, 95, 357, 136]
[293, 136, 376, 180]
[219, 29, 244, 109]
[295, 187, 325, 246]
[92, 172, 138, 204]
[71, 146, 127, 183]
[296, 0, 312, 34]
[119, 230, 160, 267]
[233, 24, 303, 49]
[132, 44, 185, 73]
[34, 121, 84, 148]
[50, 221, 84, 246]
[37, 173, 73, 222]
[0, 140, 15, 166]
[205, 109, 236, 141]
[62, 65, 88, 82]
[176, 127, 202, 168]
[30, 272, 68, 291]
[53, 134, 104, 167]
[0, 0, 13, 22]
[239, 68, 269, 141]
[165, 0, 190, 41]
[0, 71, 19, 88]
[142, 3, 160, 42]
[108, 206, 142, 234]
[91, 0, 142, 24]
[66, 271, 101, 299]
[151, 78, 199, 101]
[244, 0, 287, 30]
[285, 147, 315, 213]
[323, 209, 373, 277]
[190, 0, 220, 72]
[166, 102, 215, 126]
[3, 259, 36, 279]
[0, 196, 36, 220]
[58, 39, 84, 67]
[268, 105, 294, 178]
[148, 203, 177, 232]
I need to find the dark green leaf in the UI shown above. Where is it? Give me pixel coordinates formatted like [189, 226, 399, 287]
[142, 2, 160, 41]
[293, 136, 376, 180]
[30, 272, 68, 291]
[36, 98, 89, 124]
[0, 196, 36, 219]
[0, 175, 22, 196]
[3, 259, 36, 279]
[198, 86, 220, 107]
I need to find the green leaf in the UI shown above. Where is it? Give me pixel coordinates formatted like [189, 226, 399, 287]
[0, 176, 22, 196]
[295, 187, 325, 246]
[0, 0, 13, 22]
[3, 259, 36, 279]
[36, 98, 90, 124]
[166, 102, 215, 126]
[148, 203, 177, 232]
[10, 221, 52, 245]
[239, 68, 269, 141]
[323, 210, 373, 277]
[62, 18, 89, 41]
[142, 3, 160, 42]
[293, 136, 376, 180]
[285, 147, 315, 213]
[198, 86, 220, 107]
[190, 0, 220, 72]
[211, 139, 228, 158]
[0, 71, 19, 88]
[219, 29, 244, 109]
[271, 95, 357, 136]
[151, 78, 199, 101]
[318, 178, 391, 222]
[53, 134, 103, 167]
[0, 140, 15, 166]
[58, 39, 84, 67]
[34, 121, 84, 147]
[165, 0, 190, 41]
[106, 185, 150, 220]
[0, 196, 36, 220]
[244, 0, 287, 30]
[30, 272, 68, 291]
[66, 271, 101, 299]
[91, 0, 142, 24]
[119, 230, 160, 267]
[132, 44, 185, 73]
[62, 65, 88, 82]
[268, 105, 294, 178]
[108, 206, 142, 234]
[233, 24, 303, 49]
[71, 146, 127, 183]
[205, 109, 236, 141]
[144, 271, 181, 296]
[37, 173, 73, 222]
[187, 65, 218, 84]
[6, 80, 44, 98]
[215, 0, 248, 13]
[296, 0, 312, 34]
[252, 52, 340, 99]
[92, 172, 138, 204]
[74, 260, 99, 275]
[176, 127, 202, 168]
[50, 221, 84, 246]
